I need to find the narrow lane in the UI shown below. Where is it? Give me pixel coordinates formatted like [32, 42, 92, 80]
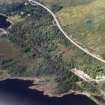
[28, 0, 105, 64]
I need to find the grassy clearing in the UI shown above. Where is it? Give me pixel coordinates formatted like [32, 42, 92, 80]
[56, 0, 105, 57]
[10, 15, 25, 24]
[43, 0, 94, 7]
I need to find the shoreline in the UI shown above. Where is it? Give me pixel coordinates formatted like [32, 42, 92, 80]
[0, 77, 99, 105]
[0, 13, 13, 30]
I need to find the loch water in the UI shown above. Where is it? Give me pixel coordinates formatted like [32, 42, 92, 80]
[0, 14, 11, 29]
[0, 79, 97, 105]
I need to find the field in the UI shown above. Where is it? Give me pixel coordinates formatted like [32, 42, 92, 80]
[55, 0, 105, 58]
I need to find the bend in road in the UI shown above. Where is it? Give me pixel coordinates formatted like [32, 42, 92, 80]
[28, 0, 105, 64]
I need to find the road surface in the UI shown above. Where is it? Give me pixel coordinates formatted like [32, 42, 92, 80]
[71, 68, 93, 81]
[28, 0, 105, 64]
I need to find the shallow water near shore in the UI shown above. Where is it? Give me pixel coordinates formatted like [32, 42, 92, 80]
[0, 14, 11, 29]
[0, 79, 97, 105]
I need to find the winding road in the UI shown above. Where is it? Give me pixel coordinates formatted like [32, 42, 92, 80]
[28, 0, 105, 64]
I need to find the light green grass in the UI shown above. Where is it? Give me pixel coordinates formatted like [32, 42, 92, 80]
[43, 0, 94, 7]
[56, 0, 105, 57]
[10, 15, 25, 24]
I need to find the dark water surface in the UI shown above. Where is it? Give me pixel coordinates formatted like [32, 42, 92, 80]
[0, 79, 97, 105]
[0, 14, 11, 29]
